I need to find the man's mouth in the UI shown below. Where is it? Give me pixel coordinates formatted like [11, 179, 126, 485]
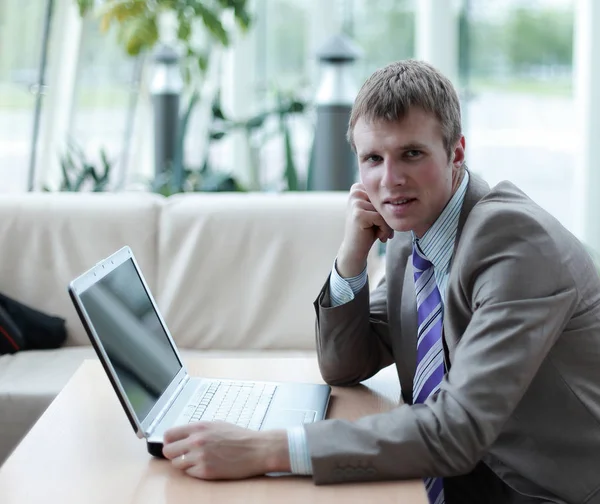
[385, 198, 417, 206]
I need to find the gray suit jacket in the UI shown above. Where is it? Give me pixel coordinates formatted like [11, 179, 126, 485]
[306, 173, 600, 503]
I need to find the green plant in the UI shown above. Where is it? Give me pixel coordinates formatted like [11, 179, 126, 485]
[75, 0, 251, 86]
[167, 59, 309, 193]
[76, 0, 252, 194]
[150, 166, 245, 196]
[151, 89, 309, 194]
[45, 141, 113, 192]
[145, 87, 247, 195]
[206, 90, 309, 191]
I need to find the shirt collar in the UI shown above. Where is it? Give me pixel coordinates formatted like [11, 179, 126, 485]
[412, 170, 470, 272]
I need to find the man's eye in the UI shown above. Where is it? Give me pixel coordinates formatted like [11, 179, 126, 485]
[367, 155, 382, 163]
[406, 150, 422, 158]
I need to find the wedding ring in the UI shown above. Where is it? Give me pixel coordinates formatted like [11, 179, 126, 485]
[180, 453, 186, 463]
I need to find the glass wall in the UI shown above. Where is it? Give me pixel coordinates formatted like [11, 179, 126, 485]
[248, 0, 416, 190]
[68, 15, 142, 191]
[0, 0, 580, 234]
[350, 0, 415, 83]
[0, 0, 50, 192]
[461, 0, 575, 230]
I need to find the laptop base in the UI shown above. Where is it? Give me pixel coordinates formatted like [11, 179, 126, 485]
[147, 440, 166, 459]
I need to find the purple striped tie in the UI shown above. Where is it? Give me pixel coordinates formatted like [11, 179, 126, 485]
[412, 243, 445, 504]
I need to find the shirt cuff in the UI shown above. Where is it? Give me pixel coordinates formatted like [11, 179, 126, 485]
[287, 426, 313, 475]
[329, 259, 368, 307]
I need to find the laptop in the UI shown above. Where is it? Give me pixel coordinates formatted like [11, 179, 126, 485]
[68, 246, 331, 457]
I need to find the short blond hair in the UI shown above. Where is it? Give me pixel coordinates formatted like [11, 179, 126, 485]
[347, 60, 462, 159]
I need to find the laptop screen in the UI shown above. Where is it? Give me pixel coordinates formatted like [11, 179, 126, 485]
[78, 258, 182, 422]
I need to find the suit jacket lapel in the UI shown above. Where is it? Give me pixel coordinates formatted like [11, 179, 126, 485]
[452, 170, 490, 260]
[443, 170, 490, 362]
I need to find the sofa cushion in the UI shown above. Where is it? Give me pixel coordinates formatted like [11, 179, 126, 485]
[0, 193, 164, 346]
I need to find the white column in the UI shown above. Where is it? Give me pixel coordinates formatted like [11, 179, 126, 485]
[415, 0, 459, 85]
[34, 0, 82, 190]
[221, 3, 259, 190]
[573, 0, 600, 250]
[306, 0, 340, 85]
[124, 62, 155, 190]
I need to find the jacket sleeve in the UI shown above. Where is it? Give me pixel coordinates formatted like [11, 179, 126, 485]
[305, 207, 578, 484]
[314, 268, 394, 387]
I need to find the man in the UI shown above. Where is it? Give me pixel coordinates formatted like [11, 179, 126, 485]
[162, 60, 600, 503]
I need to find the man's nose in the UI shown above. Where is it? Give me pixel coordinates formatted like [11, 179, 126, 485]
[381, 160, 406, 187]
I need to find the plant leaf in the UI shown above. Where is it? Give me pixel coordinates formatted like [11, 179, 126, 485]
[288, 100, 305, 114]
[60, 157, 72, 191]
[193, 4, 229, 46]
[97, 0, 148, 33]
[282, 120, 298, 191]
[210, 130, 226, 141]
[75, 0, 95, 17]
[118, 14, 159, 56]
[245, 113, 268, 130]
[215, 0, 252, 30]
[197, 53, 208, 73]
[73, 166, 93, 191]
[100, 149, 112, 177]
[177, 16, 192, 42]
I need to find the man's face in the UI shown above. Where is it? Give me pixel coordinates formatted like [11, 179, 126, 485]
[354, 108, 465, 238]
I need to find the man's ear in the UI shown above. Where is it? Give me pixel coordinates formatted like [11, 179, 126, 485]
[451, 136, 466, 168]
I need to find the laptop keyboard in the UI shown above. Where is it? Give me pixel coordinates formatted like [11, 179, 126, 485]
[178, 381, 277, 430]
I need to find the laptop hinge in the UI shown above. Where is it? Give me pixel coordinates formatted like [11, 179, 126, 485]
[147, 374, 190, 436]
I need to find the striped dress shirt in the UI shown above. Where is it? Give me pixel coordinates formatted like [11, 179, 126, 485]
[286, 171, 471, 475]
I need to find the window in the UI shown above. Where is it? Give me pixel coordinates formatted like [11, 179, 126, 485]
[255, 0, 311, 94]
[461, 0, 575, 229]
[0, 0, 51, 192]
[246, 0, 416, 190]
[68, 14, 143, 191]
[349, 0, 415, 83]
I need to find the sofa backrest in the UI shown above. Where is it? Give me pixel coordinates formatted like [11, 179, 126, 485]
[0, 193, 163, 346]
[0, 191, 382, 352]
[156, 192, 355, 351]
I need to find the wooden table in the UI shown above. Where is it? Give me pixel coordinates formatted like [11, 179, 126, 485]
[0, 358, 427, 503]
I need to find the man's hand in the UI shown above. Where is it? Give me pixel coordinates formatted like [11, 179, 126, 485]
[162, 421, 291, 480]
[337, 183, 394, 278]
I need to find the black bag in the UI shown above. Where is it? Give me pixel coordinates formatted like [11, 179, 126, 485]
[0, 292, 67, 355]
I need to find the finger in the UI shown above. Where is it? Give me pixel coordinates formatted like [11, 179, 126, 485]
[163, 436, 195, 460]
[164, 424, 196, 444]
[352, 198, 377, 212]
[185, 463, 216, 481]
[349, 184, 370, 202]
[164, 421, 209, 444]
[376, 227, 394, 242]
[358, 209, 392, 233]
[349, 182, 366, 194]
[371, 212, 393, 234]
[172, 451, 196, 471]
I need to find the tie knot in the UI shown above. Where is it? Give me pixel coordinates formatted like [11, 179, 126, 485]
[412, 243, 433, 272]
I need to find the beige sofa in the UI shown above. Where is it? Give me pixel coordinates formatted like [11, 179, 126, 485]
[0, 191, 383, 465]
